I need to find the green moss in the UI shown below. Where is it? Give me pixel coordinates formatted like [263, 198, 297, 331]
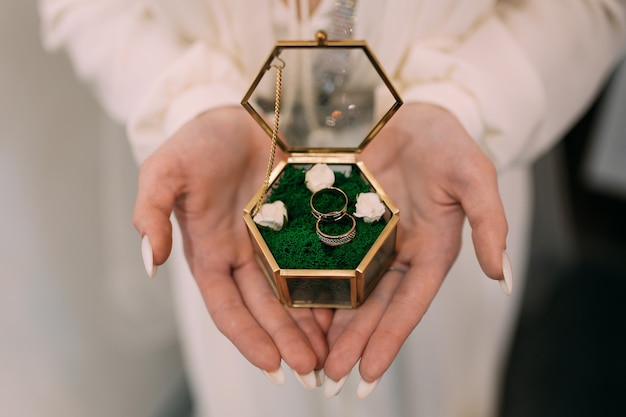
[258, 164, 387, 269]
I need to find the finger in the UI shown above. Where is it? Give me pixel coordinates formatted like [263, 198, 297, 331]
[357, 261, 446, 383]
[313, 308, 334, 335]
[287, 308, 329, 368]
[231, 262, 319, 376]
[355, 219, 462, 383]
[323, 268, 405, 382]
[196, 260, 283, 373]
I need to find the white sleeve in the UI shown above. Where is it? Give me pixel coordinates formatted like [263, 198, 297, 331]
[397, 0, 626, 171]
[39, 0, 249, 163]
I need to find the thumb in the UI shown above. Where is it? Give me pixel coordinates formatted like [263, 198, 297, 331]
[132, 157, 178, 276]
[460, 166, 512, 294]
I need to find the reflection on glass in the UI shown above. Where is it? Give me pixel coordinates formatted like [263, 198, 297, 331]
[248, 46, 395, 151]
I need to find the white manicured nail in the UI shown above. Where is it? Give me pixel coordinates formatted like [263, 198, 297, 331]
[293, 369, 317, 390]
[357, 377, 380, 399]
[324, 374, 349, 398]
[314, 369, 325, 387]
[263, 368, 286, 385]
[141, 235, 157, 278]
[500, 250, 513, 296]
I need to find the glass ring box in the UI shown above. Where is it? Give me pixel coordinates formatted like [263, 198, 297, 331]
[242, 32, 402, 308]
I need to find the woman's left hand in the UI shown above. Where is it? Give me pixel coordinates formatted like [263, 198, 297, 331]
[319, 103, 511, 397]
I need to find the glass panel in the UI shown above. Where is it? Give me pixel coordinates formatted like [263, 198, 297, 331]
[287, 277, 352, 306]
[362, 225, 396, 297]
[248, 46, 396, 152]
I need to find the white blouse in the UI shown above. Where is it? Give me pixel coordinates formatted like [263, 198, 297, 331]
[40, 0, 626, 169]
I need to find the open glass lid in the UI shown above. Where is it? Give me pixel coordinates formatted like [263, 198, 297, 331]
[241, 32, 402, 154]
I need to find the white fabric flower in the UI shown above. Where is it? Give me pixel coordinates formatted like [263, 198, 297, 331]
[305, 163, 335, 193]
[354, 193, 386, 223]
[253, 201, 288, 231]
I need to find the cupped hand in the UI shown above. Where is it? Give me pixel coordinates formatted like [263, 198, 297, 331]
[321, 103, 511, 397]
[132, 106, 329, 385]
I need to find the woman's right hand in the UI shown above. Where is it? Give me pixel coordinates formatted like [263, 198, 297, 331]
[133, 106, 331, 387]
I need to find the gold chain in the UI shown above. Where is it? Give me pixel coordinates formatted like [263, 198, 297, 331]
[253, 56, 285, 217]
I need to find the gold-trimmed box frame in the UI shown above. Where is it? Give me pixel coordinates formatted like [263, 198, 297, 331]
[242, 33, 402, 308]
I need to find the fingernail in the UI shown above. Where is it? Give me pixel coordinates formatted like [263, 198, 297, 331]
[500, 250, 513, 296]
[293, 369, 317, 390]
[263, 367, 286, 386]
[324, 374, 349, 398]
[141, 235, 157, 278]
[314, 369, 325, 387]
[357, 377, 380, 400]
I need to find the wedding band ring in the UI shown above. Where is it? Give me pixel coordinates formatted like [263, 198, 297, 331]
[316, 214, 357, 246]
[388, 265, 408, 274]
[310, 187, 348, 222]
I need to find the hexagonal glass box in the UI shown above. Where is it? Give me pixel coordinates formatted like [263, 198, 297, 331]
[242, 33, 401, 308]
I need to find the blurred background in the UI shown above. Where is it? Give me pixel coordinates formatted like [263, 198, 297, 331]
[1, 1, 625, 416]
[1, 1, 189, 416]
